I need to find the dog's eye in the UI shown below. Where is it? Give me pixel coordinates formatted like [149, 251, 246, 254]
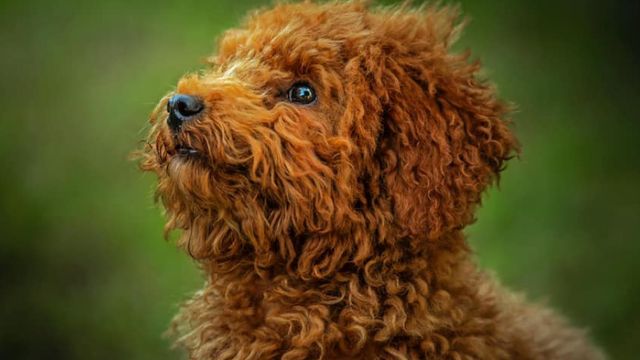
[287, 83, 316, 105]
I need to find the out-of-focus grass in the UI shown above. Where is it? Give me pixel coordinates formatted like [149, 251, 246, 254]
[0, 0, 637, 359]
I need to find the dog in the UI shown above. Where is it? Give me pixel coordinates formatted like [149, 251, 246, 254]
[140, 1, 605, 359]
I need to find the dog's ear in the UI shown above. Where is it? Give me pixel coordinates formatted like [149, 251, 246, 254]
[347, 5, 519, 241]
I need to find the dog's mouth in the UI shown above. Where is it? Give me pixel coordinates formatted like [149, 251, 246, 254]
[172, 139, 208, 164]
[176, 144, 200, 157]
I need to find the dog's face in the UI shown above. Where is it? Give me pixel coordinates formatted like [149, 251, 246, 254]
[141, 2, 517, 277]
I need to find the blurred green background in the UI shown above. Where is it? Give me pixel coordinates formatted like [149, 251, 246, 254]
[0, 0, 638, 359]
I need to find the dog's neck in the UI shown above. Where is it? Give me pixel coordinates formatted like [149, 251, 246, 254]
[171, 229, 499, 358]
[203, 228, 471, 290]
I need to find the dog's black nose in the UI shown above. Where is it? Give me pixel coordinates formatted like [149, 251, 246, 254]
[167, 94, 204, 132]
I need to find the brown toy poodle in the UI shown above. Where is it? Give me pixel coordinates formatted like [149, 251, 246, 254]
[140, 1, 605, 359]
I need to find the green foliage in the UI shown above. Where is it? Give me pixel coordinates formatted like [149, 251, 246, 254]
[0, 0, 637, 359]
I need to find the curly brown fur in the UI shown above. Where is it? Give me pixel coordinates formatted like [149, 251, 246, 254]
[139, 1, 605, 359]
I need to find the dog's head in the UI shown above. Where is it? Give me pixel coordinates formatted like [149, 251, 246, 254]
[141, 1, 518, 278]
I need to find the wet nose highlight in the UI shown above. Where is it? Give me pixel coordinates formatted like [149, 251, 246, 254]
[167, 94, 204, 133]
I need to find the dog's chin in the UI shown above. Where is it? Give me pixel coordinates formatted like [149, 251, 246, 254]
[167, 147, 212, 179]
[165, 153, 218, 210]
